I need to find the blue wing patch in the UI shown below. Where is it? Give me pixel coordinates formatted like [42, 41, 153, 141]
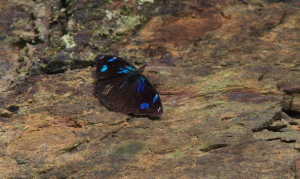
[101, 65, 108, 72]
[140, 103, 150, 109]
[108, 57, 117, 62]
[153, 94, 158, 103]
[118, 66, 135, 74]
[138, 77, 146, 92]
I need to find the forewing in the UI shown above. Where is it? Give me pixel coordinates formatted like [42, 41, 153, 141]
[95, 55, 136, 80]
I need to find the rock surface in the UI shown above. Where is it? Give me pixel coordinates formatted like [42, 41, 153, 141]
[1, 0, 300, 178]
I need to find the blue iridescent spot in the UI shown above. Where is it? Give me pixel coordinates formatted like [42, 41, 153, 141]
[99, 56, 105, 59]
[108, 57, 117, 62]
[118, 66, 135, 73]
[101, 65, 108, 72]
[153, 94, 158, 103]
[140, 103, 150, 109]
[138, 77, 146, 92]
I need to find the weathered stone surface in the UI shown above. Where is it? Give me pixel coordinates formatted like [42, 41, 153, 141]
[291, 95, 300, 112]
[297, 158, 300, 179]
[277, 82, 300, 94]
[1, 0, 300, 178]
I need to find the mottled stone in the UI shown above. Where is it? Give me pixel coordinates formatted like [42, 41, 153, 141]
[296, 158, 300, 179]
[277, 82, 300, 94]
[291, 95, 300, 112]
[1, 0, 300, 178]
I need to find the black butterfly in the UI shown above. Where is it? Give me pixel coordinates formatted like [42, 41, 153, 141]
[94, 55, 163, 117]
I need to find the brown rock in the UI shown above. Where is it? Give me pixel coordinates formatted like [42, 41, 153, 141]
[1, 0, 300, 178]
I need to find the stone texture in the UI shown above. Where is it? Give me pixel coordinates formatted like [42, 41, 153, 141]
[1, 0, 300, 178]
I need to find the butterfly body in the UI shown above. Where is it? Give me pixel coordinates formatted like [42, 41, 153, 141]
[94, 55, 163, 117]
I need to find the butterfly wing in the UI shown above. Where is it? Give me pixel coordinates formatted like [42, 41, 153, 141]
[95, 55, 136, 80]
[94, 55, 163, 117]
[128, 75, 163, 117]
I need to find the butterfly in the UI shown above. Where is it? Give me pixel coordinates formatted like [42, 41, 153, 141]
[94, 55, 163, 117]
